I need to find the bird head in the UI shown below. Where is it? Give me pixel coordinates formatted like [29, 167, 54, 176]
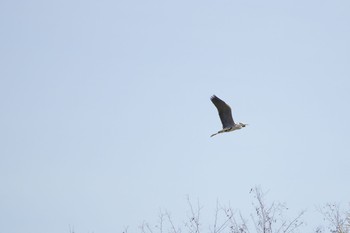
[239, 123, 248, 127]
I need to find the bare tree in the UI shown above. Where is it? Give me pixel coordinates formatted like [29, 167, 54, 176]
[316, 203, 350, 233]
[138, 187, 305, 233]
[185, 196, 202, 233]
[207, 187, 305, 233]
[249, 187, 305, 233]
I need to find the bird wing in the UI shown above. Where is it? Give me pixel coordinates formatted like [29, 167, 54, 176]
[210, 95, 235, 128]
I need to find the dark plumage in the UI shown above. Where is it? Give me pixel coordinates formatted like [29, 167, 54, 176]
[210, 95, 235, 128]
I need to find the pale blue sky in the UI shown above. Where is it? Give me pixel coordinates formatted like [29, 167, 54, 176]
[1, 0, 350, 232]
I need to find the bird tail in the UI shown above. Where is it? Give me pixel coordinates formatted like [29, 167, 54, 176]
[210, 132, 218, 137]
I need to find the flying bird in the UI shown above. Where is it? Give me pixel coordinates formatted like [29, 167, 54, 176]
[210, 95, 247, 137]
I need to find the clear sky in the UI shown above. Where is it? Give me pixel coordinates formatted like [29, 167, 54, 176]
[1, 0, 350, 232]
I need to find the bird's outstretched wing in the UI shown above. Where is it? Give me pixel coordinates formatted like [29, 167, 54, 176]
[211, 95, 235, 128]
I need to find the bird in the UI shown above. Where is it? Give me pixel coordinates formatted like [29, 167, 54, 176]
[210, 95, 247, 137]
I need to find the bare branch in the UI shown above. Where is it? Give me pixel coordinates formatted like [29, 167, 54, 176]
[165, 211, 181, 233]
[317, 203, 350, 233]
[140, 222, 154, 233]
[122, 226, 129, 233]
[213, 199, 219, 233]
[283, 210, 305, 233]
[186, 196, 202, 233]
